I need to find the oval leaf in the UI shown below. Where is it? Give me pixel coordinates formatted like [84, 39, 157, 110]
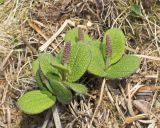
[32, 60, 46, 90]
[38, 69, 55, 93]
[32, 53, 61, 80]
[38, 54, 60, 75]
[105, 55, 141, 79]
[67, 43, 91, 82]
[88, 40, 106, 77]
[64, 82, 88, 94]
[47, 74, 72, 104]
[34, 69, 47, 90]
[102, 28, 126, 64]
[38, 53, 62, 81]
[17, 90, 56, 114]
[64, 28, 92, 44]
[32, 59, 40, 76]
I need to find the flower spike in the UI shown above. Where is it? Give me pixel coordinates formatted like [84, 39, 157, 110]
[106, 34, 112, 58]
[106, 35, 112, 66]
[62, 42, 71, 65]
[78, 28, 84, 41]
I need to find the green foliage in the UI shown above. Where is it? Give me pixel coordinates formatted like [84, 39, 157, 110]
[32, 59, 40, 76]
[87, 40, 106, 77]
[39, 71, 55, 93]
[48, 77, 72, 104]
[32, 54, 62, 90]
[64, 82, 88, 94]
[0, 0, 4, 4]
[64, 28, 91, 44]
[17, 90, 56, 114]
[17, 27, 141, 115]
[67, 43, 91, 82]
[130, 4, 142, 17]
[34, 69, 47, 90]
[38, 53, 61, 79]
[51, 61, 70, 73]
[102, 28, 126, 65]
[105, 55, 141, 79]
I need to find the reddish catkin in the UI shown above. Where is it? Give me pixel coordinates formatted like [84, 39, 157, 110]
[62, 42, 71, 65]
[78, 28, 84, 41]
[106, 35, 112, 57]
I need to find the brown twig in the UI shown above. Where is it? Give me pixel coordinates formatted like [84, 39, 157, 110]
[138, 86, 160, 93]
[89, 78, 106, 127]
[125, 114, 148, 124]
[39, 19, 75, 51]
[28, 20, 48, 40]
[0, 50, 13, 71]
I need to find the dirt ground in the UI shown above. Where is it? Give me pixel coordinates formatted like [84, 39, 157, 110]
[0, 0, 160, 128]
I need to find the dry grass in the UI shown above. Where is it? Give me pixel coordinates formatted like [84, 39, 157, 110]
[0, 0, 160, 128]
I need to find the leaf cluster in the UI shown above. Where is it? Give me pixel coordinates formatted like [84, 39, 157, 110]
[17, 28, 141, 114]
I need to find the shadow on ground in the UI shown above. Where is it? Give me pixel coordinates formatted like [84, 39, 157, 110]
[20, 113, 45, 128]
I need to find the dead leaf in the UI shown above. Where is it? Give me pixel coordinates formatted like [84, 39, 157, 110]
[138, 86, 160, 92]
[125, 114, 148, 124]
[133, 100, 151, 114]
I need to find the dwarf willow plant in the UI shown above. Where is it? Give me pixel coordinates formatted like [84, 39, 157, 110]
[17, 28, 141, 114]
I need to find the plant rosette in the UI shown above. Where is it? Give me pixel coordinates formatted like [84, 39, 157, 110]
[17, 27, 141, 115]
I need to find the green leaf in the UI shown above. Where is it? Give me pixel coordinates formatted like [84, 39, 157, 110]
[0, 0, 4, 4]
[32, 54, 62, 91]
[64, 28, 92, 44]
[38, 69, 55, 93]
[34, 69, 47, 90]
[38, 53, 60, 76]
[88, 40, 106, 77]
[102, 28, 126, 65]
[17, 90, 56, 114]
[105, 55, 141, 79]
[64, 82, 88, 94]
[32, 59, 40, 76]
[67, 43, 91, 82]
[37, 53, 62, 81]
[47, 74, 72, 104]
[32, 53, 61, 80]
[55, 51, 63, 63]
[32, 60, 46, 90]
[130, 4, 142, 16]
[34, 67, 57, 94]
[51, 61, 70, 73]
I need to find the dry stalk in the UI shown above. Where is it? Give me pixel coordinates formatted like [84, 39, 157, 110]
[0, 84, 9, 106]
[89, 78, 106, 127]
[28, 20, 48, 40]
[125, 114, 149, 124]
[0, 50, 13, 71]
[39, 19, 75, 51]
[115, 96, 125, 121]
[134, 54, 160, 61]
[105, 82, 114, 105]
[138, 86, 160, 93]
[41, 109, 52, 128]
[127, 83, 135, 116]
[52, 105, 62, 128]
[7, 106, 11, 128]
